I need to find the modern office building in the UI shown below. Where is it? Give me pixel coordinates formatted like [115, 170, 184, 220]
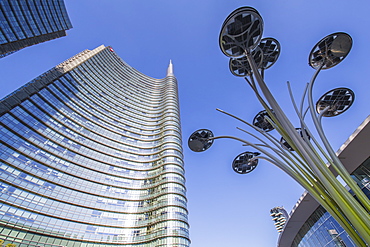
[0, 45, 190, 246]
[278, 116, 370, 247]
[270, 207, 289, 234]
[0, 0, 72, 58]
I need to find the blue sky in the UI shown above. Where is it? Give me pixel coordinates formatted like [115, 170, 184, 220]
[1, 1, 370, 246]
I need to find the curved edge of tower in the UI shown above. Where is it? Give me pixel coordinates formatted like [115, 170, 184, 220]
[0, 46, 190, 246]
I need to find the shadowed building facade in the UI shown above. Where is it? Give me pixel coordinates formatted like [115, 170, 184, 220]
[0, 0, 72, 58]
[0, 45, 190, 246]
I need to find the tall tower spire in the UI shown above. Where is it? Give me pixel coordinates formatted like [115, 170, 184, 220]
[167, 59, 174, 76]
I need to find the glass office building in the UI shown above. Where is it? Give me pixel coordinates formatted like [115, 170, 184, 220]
[0, 45, 190, 246]
[0, 0, 72, 58]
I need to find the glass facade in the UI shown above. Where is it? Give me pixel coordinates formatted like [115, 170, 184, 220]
[0, 46, 190, 246]
[292, 158, 370, 247]
[0, 0, 72, 58]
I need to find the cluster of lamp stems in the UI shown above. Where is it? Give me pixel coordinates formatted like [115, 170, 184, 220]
[211, 48, 370, 246]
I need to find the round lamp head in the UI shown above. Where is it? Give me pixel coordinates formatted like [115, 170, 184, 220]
[229, 47, 263, 77]
[219, 7, 264, 57]
[316, 87, 354, 117]
[259, 37, 281, 69]
[253, 109, 275, 132]
[280, 128, 310, 151]
[188, 129, 214, 152]
[309, 32, 352, 70]
[232, 151, 260, 174]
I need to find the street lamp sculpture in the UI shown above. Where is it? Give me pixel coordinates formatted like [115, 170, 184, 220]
[188, 7, 370, 246]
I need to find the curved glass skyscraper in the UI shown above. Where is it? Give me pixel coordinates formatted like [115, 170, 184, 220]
[0, 45, 190, 246]
[0, 0, 72, 58]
